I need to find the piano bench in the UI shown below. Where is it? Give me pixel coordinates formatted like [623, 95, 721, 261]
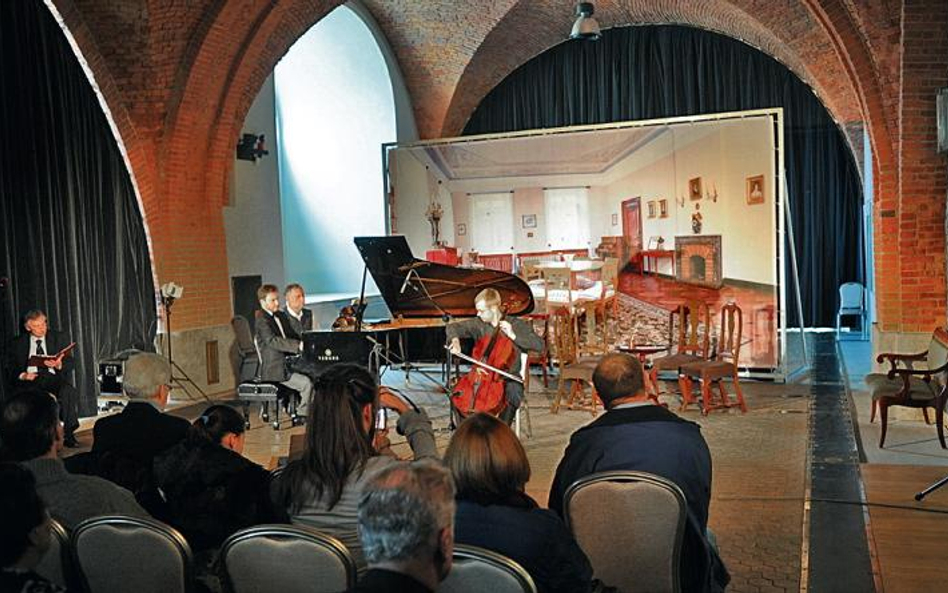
[237, 382, 300, 430]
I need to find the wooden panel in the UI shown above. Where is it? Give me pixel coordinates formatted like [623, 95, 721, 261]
[205, 340, 220, 385]
[861, 463, 948, 593]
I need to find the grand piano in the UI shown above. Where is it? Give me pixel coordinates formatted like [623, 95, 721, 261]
[301, 236, 535, 378]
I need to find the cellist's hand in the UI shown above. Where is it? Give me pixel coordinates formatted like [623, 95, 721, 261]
[448, 337, 461, 355]
[498, 320, 516, 341]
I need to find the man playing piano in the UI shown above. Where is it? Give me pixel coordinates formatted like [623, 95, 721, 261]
[283, 283, 314, 336]
[446, 288, 543, 425]
[255, 284, 314, 418]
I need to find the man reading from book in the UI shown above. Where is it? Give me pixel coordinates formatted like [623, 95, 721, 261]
[4, 309, 80, 447]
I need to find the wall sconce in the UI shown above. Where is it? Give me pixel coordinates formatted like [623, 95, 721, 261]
[236, 133, 269, 162]
[706, 184, 718, 203]
[677, 195, 685, 208]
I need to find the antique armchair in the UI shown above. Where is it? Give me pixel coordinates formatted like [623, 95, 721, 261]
[650, 300, 711, 397]
[678, 302, 747, 415]
[866, 327, 948, 448]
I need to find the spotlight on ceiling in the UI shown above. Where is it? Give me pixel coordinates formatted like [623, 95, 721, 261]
[570, 2, 601, 41]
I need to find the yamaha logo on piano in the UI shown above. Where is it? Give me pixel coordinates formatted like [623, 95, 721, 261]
[316, 348, 339, 363]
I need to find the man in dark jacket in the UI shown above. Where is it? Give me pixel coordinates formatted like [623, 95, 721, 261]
[4, 309, 80, 446]
[548, 352, 728, 593]
[254, 284, 313, 417]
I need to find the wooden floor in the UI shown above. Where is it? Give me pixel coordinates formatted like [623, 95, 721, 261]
[618, 271, 779, 368]
[861, 464, 948, 593]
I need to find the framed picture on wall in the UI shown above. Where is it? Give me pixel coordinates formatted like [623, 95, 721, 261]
[457, 223, 466, 236]
[647, 201, 656, 218]
[689, 177, 702, 201]
[522, 214, 537, 228]
[611, 213, 618, 226]
[746, 175, 765, 205]
[659, 199, 668, 218]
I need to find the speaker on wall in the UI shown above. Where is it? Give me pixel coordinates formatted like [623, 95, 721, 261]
[938, 87, 948, 154]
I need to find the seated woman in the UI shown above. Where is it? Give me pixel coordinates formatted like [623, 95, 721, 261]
[153, 404, 277, 552]
[443, 413, 593, 593]
[270, 363, 437, 570]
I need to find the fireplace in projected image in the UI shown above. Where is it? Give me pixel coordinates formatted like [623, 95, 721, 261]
[676, 235, 722, 288]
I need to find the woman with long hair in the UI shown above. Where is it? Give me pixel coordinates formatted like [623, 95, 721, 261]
[153, 404, 277, 552]
[271, 363, 437, 570]
[443, 413, 593, 593]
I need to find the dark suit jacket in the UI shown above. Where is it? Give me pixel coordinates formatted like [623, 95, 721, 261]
[4, 329, 75, 387]
[92, 401, 191, 462]
[283, 307, 314, 338]
[253, 310, 301, 382]
[548, 405, 725, 593]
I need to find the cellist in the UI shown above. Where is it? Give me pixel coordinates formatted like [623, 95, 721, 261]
[446, 288, 544, 425]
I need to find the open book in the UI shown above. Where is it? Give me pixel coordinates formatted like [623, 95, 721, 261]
[27, 342, 76, 367]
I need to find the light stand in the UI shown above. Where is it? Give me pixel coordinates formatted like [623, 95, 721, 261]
[160, 283, 208, 401]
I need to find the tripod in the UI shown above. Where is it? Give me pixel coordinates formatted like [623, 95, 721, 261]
[161, 295, 208, 401]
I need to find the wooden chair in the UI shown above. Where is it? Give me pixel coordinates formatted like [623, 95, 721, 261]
[650, 301, 711, 397]
[550, 307, 600, 415]
[866, 327, 948, 448]
[522, 312, 551, 390]
[520, 261, 543, 282]
[678, 302, 747, 414]
[601, 257, 620, 317]
[542, 267, 578, 309]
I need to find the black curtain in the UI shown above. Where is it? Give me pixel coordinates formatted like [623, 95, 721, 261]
[464, 25, 864, 327]
[0, 1, 156, 414]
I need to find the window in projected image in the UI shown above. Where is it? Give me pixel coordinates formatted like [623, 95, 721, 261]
[274, 6, 395, 297]
[544, 187, 590, 250]
[471, 192, 514, 253]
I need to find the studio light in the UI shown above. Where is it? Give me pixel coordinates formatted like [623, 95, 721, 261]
[570, 2, 601, 41]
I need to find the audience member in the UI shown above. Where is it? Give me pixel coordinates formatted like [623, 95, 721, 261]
[271, 363, 437, 570]
[153, 404, 278, 552]
[3, 310, 80, 447]
[444, 413, 593, 593]
[90, 352, 190, 512]
[548, 353, 728, 592]
[0, 393, 147, 529]
[350, 461, 455, 593]
[0, 463, 66, 593]
[254, 284, 314, 418]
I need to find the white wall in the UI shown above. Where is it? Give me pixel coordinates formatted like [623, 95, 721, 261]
[224, 74, 285, 289]
[392, 150, 454, 256]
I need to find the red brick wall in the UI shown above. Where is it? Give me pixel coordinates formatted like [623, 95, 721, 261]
[47, 0, 947, 332]
[894, 0, 948, 332]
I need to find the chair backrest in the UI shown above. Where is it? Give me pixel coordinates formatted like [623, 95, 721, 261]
[551, 307, 578, 366]
[672, 300, 711, 357]
[221, 524, 356, 593]
[717, 302, 743, 365]
[601, 257, 619, 288]
[521, 261, 542, 281]
[438, 544, 537, 593]
[71, 516, 193, 593]
[232, 315, 255, 354]
[35, 518, 71, 589]
[925, 327, 948, 379]
[542, 267, 574, 303]
[564, 471, 687, 593]
[838, 282, 865, 310]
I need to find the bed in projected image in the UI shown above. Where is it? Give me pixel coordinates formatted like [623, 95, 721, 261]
[385, 109, 804, 380]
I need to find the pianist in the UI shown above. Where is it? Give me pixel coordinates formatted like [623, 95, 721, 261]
[254, 284, 314, 418]
[446, 288, 543, 425]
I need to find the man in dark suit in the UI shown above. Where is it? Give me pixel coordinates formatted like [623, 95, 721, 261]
[4, 309, 80, 447]
[255, 284, 313, 417]
[283, 282, 314, 337]
[548, 353, 729, 593]
[92, 352, 190, 467]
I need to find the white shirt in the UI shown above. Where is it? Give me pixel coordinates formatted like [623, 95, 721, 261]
[26, 335, 52, 375]
[286, 307, 303, 323]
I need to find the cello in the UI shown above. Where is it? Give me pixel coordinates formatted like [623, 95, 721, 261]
[449, 308, 522, 418]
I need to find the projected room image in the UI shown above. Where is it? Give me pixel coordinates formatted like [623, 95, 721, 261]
[389, 113, 784, 372]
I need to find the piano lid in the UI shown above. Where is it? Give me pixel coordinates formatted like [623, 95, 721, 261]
[354, 236, 534, 318]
